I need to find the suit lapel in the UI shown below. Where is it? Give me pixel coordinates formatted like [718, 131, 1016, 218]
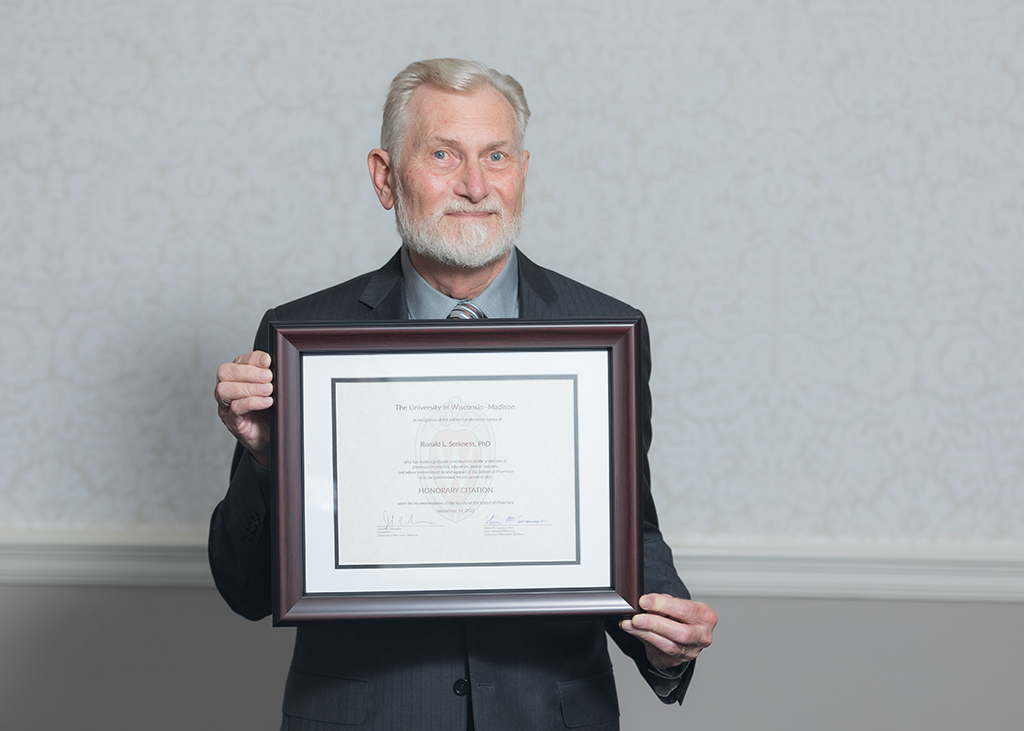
[358, 249, 408, 320]
[515, 248, 560, 319]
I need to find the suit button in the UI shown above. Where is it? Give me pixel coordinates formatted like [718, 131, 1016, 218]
[453, 678, 470, 696]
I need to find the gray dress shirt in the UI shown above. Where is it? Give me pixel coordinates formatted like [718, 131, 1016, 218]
[400, 246, 520, 319]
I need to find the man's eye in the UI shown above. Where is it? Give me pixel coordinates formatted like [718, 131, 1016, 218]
[489, 152, 503, 162]
[433, 151, 447, 160]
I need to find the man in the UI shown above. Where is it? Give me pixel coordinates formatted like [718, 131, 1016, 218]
[211, 58, 716, 730]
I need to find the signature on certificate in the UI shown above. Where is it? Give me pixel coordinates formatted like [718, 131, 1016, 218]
[379, 511, 439, 530]
[485, 514, 548, 526]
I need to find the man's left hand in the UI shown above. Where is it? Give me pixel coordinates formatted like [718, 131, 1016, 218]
[619, 594, 718, 670]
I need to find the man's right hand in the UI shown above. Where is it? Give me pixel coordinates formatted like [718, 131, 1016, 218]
[216, 350, 274, 467]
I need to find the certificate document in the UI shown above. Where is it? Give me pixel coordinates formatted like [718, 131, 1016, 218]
[333, 376, 579, 568]
[300, 349, 613, 596]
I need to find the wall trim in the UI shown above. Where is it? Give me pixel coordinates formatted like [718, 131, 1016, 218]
[671, 541, 1024, 602]
[0, 531, 212, 588]
[2, 531, 1023, 601]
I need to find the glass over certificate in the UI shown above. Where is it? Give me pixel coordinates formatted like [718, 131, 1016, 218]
[331, 375, 580, 568]
[270, 320, 643, 623]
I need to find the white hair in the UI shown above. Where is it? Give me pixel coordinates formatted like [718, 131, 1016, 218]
[381, 58, 530, 168]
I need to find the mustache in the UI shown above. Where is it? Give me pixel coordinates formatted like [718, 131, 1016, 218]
[438, 202, 504, 216]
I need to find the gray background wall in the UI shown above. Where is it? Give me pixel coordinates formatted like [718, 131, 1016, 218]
[2, 1, 1023, 729]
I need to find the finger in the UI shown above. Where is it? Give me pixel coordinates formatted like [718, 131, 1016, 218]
[226, 394, 274, 417]
[640, 594, 715, 625]
[620, 611, 695, 649]
[618, 617, 692, 667]
[215, 379, 274, 410]
[641, 595, 718, 641]
[218, 360, 273, 384]
[221, 351, 272, 385]
[216, 393, 273, 427]
[217, 360, 273, 389]
[233, 350, 271, 368]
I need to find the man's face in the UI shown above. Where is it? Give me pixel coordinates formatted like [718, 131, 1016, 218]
[392, 84, 529, 269]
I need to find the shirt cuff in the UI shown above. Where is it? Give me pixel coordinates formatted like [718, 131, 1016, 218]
[647, 660, 690, 698]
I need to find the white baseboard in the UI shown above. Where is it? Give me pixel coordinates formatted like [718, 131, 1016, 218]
[671, 541, 1024, 603]
[2, 531, 1023, 601]
[0, 530, 212, 588]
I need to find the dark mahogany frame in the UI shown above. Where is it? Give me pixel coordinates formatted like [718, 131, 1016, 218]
[270, 319, 642, 624]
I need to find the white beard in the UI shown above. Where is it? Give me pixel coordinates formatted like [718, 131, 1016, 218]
[395, 187, 524, 269]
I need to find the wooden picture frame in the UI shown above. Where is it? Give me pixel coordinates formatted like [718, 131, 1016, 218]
[269, 319, 642, 624]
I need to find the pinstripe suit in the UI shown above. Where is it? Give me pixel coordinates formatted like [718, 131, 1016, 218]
[209, 248, 694, 730]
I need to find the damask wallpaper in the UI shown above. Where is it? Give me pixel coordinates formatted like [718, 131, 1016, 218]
[2, 1, 1022, 556]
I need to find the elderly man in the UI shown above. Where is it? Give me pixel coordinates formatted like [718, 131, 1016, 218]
[211, 58, 716, 731]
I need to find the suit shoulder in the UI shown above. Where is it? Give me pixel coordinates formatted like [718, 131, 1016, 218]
[520, 252, 644, 319]
[549, 269, 642, 315]
[266, 250, 404, 322]
[271, 271, 378, 321]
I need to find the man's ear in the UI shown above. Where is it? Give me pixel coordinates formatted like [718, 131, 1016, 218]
[367, 149, 396, 210]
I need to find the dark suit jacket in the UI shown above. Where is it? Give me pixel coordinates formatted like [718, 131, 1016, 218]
[209, 248, 694, 730]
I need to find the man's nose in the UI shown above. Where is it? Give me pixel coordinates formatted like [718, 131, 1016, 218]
[454, 159, 489, 202]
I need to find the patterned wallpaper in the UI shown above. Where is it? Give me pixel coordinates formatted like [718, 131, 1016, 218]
[1, 1, 1022, 550]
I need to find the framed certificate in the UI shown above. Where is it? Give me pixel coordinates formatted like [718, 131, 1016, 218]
[269, 319, 642, 624]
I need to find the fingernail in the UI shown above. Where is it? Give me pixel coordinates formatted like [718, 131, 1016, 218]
[639, 595, 653, 610]
[632, 614, 647, 628]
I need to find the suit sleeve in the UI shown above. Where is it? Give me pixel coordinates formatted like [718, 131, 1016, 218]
[208, 310, 277, 621]
[605, 315, 696, 704]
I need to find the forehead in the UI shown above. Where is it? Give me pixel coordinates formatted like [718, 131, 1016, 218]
[405, 84, 519, 148]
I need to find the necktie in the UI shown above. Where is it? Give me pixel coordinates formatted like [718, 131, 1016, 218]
[447, 301, 486, 320]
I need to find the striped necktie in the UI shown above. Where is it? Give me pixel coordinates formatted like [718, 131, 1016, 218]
[447, 301, 486, 320]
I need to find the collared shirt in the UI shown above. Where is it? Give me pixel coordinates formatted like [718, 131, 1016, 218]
[400, 246, 520, 320]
